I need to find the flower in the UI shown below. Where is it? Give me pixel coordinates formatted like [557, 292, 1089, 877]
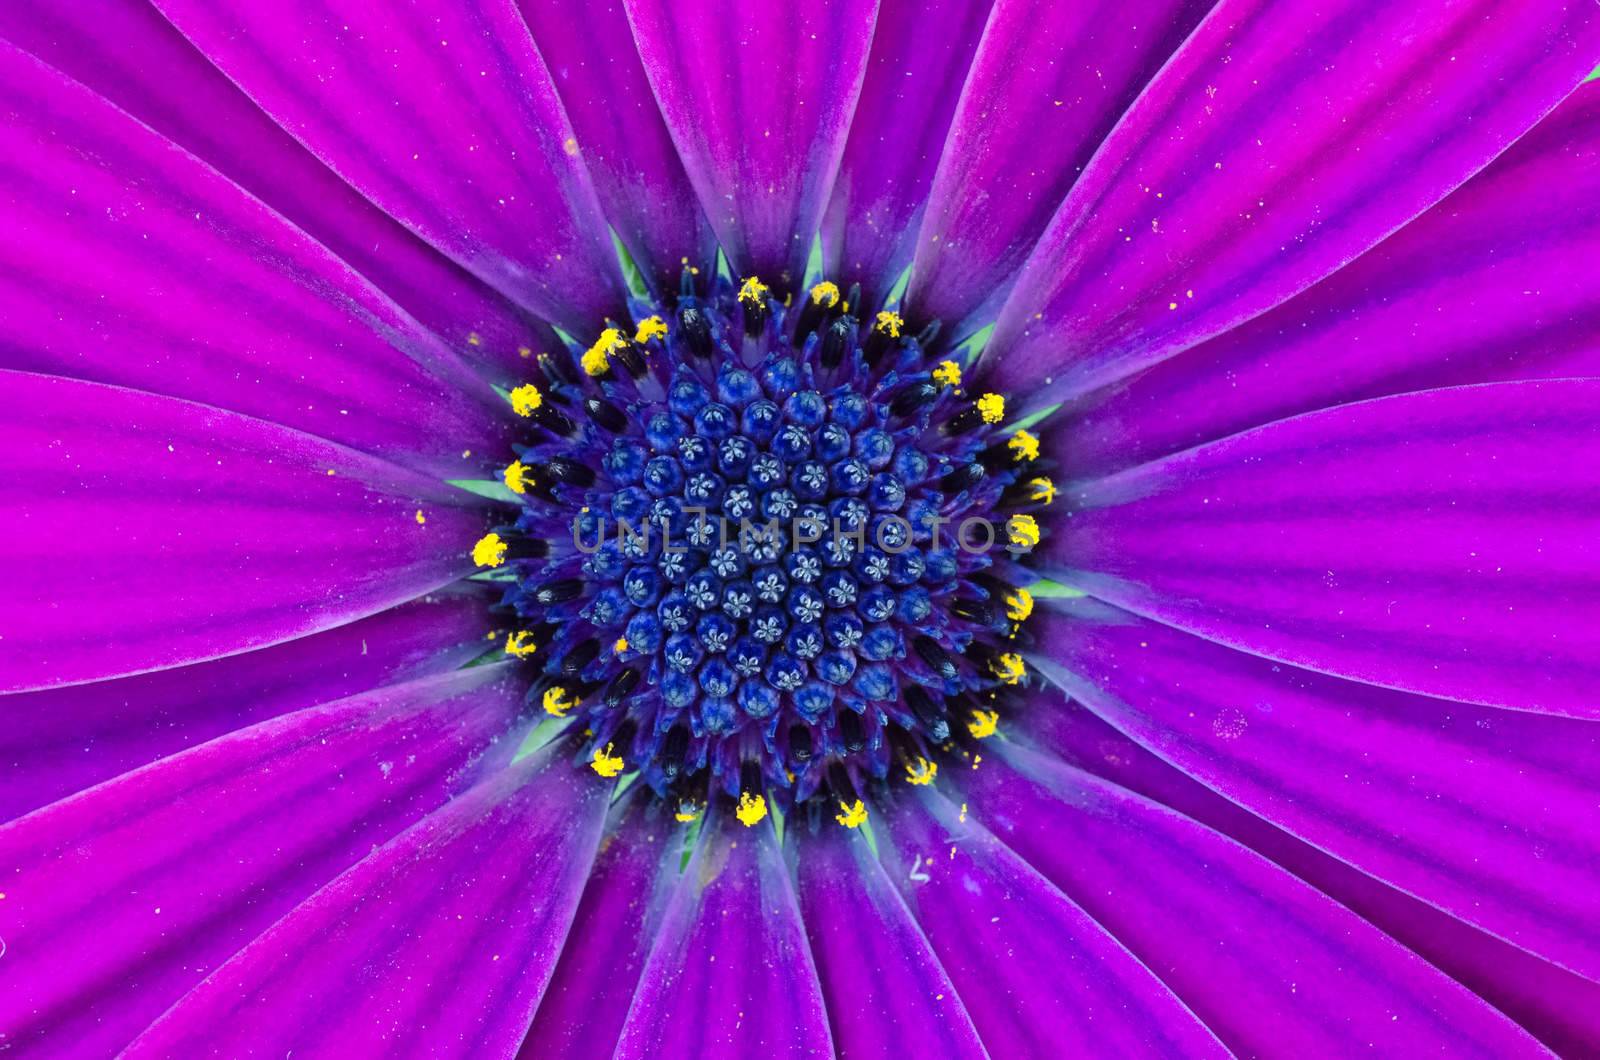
[2, 1, 1600, 1057]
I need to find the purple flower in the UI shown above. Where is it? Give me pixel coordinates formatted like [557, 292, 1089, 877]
[2, 0, 1600, 1055]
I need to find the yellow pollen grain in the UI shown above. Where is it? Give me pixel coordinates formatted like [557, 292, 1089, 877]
[1008, 429, 1039, 462]
[958, 802, 969, 823]
[414, 509, 427, 525]
[874, 310, 904, 337]
[517, 345, 533, 359]
[674, 801, 702, 823]
[504, 630, 538, 658]
[614, 636, 629, 654]
[905, 758, 938, 786]
[809, 280, 840, 308]
[591, 743, 625, 778]
[736, 791, 768, 827]
[583, 328, 627, 376]
[991, 653, 1026, 686]
[634, 315, 669, 343]
[835, 799, 869, 828]
[1007, 514, 1041, 550]
[931, 360, 962, 388]
[467, 332, 482, 346]
[509, 384, 543, 416]
[562, 136, 579, 157]
[1005, 587, 1034, 622]
[503, 460, 532, 495]
[472, 532, 508, 568]
[967, 709, 1000, 739]
[738, 276, 768, 305]
[542, 685, 576, 718]
[976, 392, 1005, 424]
[1028, 477, 1057, 505]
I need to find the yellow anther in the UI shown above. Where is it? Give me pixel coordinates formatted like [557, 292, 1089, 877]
[542, 686, 577, 718]
[414, 509, 427, 525]
[583, 328, 628, 376]
[1007, 514, 1041, 550]
[809, 281, 841, 308]
[591, 742, 625, 778]
[634, 315, 669, 343]
[905, 758, 938, 786]
[976, 392, 1005, 424]
[509, 384, 543, 417]
[503, 460, 533, 495]
[504, 630, 538, 658]
[1004, 587, 1034, 623]
[991, 653, 1026, 686]
[674, 801, 703, 823]
[738, 276, 769, 305]
[931, 360, 962, 388]
[967, 709, 1000, 739]
[614, 636, 629, 654]
[472, 532, 508, 568]
[835, 799, 869, 828]
[1008, 429, 1040, 462]
[1027, 477, 1057, 505]
[874, 310, 904, 337]
[735, 791, 768, 827]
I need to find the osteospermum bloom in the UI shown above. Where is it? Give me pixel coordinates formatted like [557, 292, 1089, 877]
[4, 0, 1600, 1055]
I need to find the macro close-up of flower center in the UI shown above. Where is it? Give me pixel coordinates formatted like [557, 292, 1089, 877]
[5, 0, 1600, 1057]
[477, 271, 1047, 829]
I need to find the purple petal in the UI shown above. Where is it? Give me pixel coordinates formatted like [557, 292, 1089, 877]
[520, 803, 676, 1059]
[0, 2, 554, 374]
[820, 0, 993, 306]
[625, 0, 878, 288]
[519, 0, 715, 294]
[0, 592, 488, 823]
[879, 789, 1227, 1056]
[125, 739, 608, 1058]
[0, 667, 523, 1056]
[794, 826, 985, 1059]
[614, 814, 834, 1058]
[982, 0, 1600, 407]
[0, 372, 488, 692]
[1030, 597, 1600, 983]
[155, 0, 628, 335]
[1049, 379, 1600, 717]
[964, 743, 1544, 1055]
[906, 0, 1215, 334]
[0, 43, 511, 473]
[1053, 80, 1600, 479]
[1020, 688, 1600, 1057]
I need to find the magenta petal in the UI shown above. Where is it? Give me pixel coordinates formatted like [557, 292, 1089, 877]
[124, 740, 608, 1058]
[0, 43, 511, 473]
[625, 0, 877, 287]
[1054, 80, 1600, 479]
[0, 372, 488, 692]
[155, 0, 628, 335]
[520, 804, 676, 1059]
[906, 0, 1215, 334]
[983, 0, 1600, 406]
[614, 815, 834, 1058]
[0, 2, 551, 371]
[0, 667, 522, 1056]
[795, 826, 985, 1059]
[1050, 379, 1600, 717]
[519, 0, 715, 294]
[964, 744, 1544, 1056]
[0, 592, 488, 822]
[879, 790, 1226, 1056]
[1031, 598, 1600, 983]
[820, 0, 992, 306]
[1021, 689, 1600, 1057]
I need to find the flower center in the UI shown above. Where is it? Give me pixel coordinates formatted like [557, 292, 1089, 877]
[473, 272, 1053, 828]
